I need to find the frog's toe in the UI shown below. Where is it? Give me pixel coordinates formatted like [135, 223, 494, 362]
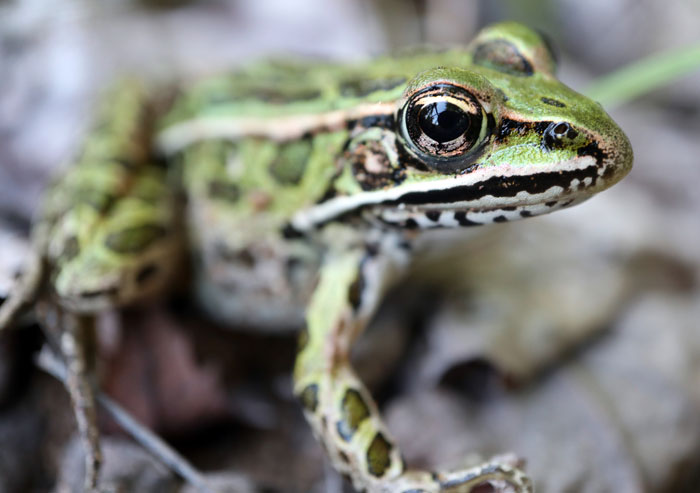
[432, 456, 533, 493]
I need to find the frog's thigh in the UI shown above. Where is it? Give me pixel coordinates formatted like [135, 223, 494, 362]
[293, 246, 532, 492]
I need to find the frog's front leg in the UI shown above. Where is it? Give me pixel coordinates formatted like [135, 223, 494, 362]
[294, 237, 532, 493]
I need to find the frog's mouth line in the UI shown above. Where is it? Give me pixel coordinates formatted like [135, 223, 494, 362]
[290, 155, 605, 232]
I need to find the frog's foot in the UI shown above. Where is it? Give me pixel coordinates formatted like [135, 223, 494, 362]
[426, 454, 533, 492]
[294, 245, 532, 493]
[387, 461, 531, 492]
[296, 368, 532, 493]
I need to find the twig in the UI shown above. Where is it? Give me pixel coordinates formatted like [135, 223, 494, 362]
[36, 346, 214, 493]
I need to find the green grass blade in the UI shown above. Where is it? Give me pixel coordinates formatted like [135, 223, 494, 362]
[584, 44, 700, 107]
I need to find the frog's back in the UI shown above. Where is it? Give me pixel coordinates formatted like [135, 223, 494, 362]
[161, 49, 476, 125]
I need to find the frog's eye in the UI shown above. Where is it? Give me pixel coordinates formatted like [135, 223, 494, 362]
[401, 83, 490, 167]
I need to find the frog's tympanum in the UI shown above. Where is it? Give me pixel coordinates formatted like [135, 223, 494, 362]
[0, 23, 632, 492]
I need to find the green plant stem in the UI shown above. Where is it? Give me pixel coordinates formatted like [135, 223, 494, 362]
[585, 44, 700, 107]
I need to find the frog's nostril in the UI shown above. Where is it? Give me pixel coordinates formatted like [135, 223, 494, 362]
[552, 122, 570, 136]
[543, 121, 577, 149]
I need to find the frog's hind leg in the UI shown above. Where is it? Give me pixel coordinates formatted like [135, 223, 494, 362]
[293, 242, 533, 493]
[58, 312, 104, 493]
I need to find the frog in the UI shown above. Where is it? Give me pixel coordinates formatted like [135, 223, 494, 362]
[0, 22, 632, 493]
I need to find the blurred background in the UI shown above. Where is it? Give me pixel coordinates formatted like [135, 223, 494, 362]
[0, 1, 699, 492]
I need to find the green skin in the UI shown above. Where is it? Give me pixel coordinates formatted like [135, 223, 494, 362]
[0, 22, 632, 493]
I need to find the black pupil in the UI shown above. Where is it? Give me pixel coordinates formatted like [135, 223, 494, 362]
[418, 102, 470, 143]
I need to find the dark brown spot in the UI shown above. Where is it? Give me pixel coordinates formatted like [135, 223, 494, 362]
[454, 211, 479, 227]
[268, 139, 312, 185]
[520, 210, 533, 217]
[349, 114, 396, 131]
[405, 218, 419, 229]
[495, 88, 509, 103]
[340, 473, 354, 486]
[223, 86, 322, 105]
[111, 157, 138, 170]
[235, 249, 256, 268]
[207, 181, 240, 203]
[497, 118, 551, 143]
[338, 451, 350, 464]
[298, 384, 318, 413]
[105, 224, 167, 254]
[348, 271, 365, 312]
[577, 140, 606, 166]
[395, 140, 431, 173]
[426, 210, 441, 222]
[366, 432, 392, 477]
[315, 183, 338, 204]
[77, 190, 115, 212]
[260, 86, 322, 103]
[336, 389, 370, 441]
[365, 243, 380, 257]
[493, 215, 507, 223]
[297, 324, 309, 353]
[281, 223, 304, 239]
[541, 97, 566, 108]
[349, 139, 404, 191]
[136, 263, 159, 285]
[78, 286, 119, 299]
[339, 76, 406, 98]
[59, 236, 80, 263]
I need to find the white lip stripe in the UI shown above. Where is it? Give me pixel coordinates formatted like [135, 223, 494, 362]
[290, 155, 596, 231]
[156, 103, 396, 154]
[378, 197, 589, 228]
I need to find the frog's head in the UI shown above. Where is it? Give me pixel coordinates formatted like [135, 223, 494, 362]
[295, 22, 632, 231]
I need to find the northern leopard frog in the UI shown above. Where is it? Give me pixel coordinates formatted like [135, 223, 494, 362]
[0, 22, 632, 493]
